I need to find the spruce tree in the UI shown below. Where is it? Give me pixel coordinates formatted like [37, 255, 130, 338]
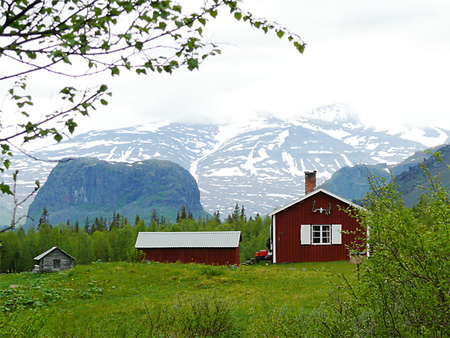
[38, 207, 52, 231]
[84, 217, 90, 234]
[214, 210, 221, 224]
[151, 209, 159, 225]
[180, 206, 187, 220]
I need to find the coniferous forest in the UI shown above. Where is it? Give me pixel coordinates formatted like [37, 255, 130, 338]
[0, 204, 270, 273]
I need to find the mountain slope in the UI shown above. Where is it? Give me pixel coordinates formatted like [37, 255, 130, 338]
[2, 104, 450, 225]
[321, 144, 450, 206]
[25, 158, 207, 227]
[395, 144, 450, 207]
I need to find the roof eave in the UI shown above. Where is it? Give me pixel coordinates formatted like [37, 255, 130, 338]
[269, 188, 365, 217]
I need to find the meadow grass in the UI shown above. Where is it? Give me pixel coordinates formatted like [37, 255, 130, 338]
[0, 260, 358, 337]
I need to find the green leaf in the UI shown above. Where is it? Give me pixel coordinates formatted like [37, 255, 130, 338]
[234, 12, 242, 21]
[0, 182, 13, 196]
[276, 30, 284, 38]
[54, 134, 62, 142]
[111, 66, 120, 76]
[100, 99, 108, 105]
[187, 58, 199, 71]
[66, 119, 78, 133]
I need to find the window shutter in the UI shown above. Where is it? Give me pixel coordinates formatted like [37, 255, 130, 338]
[331, 224, 342, 244]
[301, 225, 311, 245]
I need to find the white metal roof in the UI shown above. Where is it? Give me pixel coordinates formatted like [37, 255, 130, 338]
[269, 188, 363, 217]
[34, 246, 76, 261]
[135, 231, 241, 249]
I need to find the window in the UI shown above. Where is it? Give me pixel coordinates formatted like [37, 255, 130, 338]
[312, 225, 330, 244]
[301, 224, 342, 245]
[53, 259, 61, 269]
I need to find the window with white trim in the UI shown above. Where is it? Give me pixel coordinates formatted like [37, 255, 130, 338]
[312, 225, 330, 244]
[301, 224, 342, 245]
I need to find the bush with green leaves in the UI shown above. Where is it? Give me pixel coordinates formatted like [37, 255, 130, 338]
[321, 172, 450, 337]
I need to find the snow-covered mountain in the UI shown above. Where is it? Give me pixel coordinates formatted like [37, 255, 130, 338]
[2, 104, 450, 224]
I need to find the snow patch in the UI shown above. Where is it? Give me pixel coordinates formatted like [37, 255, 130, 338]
[282, 151, 303, 177]
[203, 167, 246, 177]
[133, 121, 170, 132]
[319, 128, 351, 140]
[240, 143, 270, 175]
[400, 127, 449, 147]
[274, 130, 289, 147]
[340, 154, 353, 167]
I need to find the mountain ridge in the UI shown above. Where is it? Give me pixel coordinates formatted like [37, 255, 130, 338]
[2, 104, 450, 225]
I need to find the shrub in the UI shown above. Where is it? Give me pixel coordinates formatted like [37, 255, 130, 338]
[173, 293, 236, 337]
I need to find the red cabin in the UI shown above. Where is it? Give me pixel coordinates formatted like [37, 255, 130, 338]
[269, 171, 364, 263]
[135, 231, 241, 266]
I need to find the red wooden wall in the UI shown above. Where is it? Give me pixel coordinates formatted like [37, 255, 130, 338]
[142, 247, 240, 266]
[274, 191, 362, 263]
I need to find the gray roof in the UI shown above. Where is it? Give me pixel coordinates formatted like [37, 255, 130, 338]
[34, 246, 76, 261]
[135, 231, 241, 249]
[269, 188, 364, 217]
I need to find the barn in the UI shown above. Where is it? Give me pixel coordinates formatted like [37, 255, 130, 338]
[33, 246, 75, 272]
[135, 231, 241, 266]
[269, 171, 364, 263]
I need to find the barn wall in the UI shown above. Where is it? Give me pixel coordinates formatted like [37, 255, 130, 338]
[141, 247, 240, 266]
[40, 250, 74, 272]
[274, 191, 362, 263]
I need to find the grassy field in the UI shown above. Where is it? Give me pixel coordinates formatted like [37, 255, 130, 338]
[0, 260, 358, 337]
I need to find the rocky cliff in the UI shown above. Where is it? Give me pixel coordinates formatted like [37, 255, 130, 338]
[25, 158, 207, 227]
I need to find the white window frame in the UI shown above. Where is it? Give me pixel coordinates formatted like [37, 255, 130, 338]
[312, 224, 331, 245]
[301, 224, 342, 245]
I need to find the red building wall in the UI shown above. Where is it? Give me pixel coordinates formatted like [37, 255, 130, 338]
[141, 247, 240, 266]
[274, 191, 362, 263]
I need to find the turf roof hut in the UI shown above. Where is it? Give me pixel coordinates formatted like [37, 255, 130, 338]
[135, 231, 242, 266]
[34, 246, 75, 272]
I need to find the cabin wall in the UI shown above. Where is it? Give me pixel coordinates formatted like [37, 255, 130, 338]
[274, 192, 362, 263]
[141, 247, 240, 266]
[39, 250, 74, 272]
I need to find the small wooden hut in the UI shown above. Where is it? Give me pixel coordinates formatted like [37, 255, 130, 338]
[33, 246, 75, 272]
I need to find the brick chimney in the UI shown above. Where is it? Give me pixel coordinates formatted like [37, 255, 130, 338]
[304, 170, 317, 194]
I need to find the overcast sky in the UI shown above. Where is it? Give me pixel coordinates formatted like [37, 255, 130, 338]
[3, 0, 450, 137]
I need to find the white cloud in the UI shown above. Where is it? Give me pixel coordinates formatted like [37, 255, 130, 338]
[2, 0, 450, 140]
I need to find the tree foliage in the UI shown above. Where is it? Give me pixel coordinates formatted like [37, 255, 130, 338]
[0, 0, 305, 229]
[0, 204, 270, 272]
[320, 171, 450, 337]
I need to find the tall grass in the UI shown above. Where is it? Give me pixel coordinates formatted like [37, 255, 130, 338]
[0, 260, 357, 337]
